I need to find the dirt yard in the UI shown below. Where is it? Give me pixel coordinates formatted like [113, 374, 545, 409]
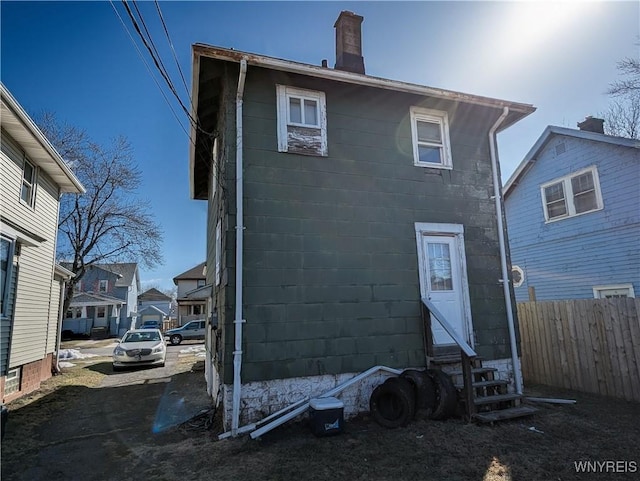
[2, 352, 639, 481]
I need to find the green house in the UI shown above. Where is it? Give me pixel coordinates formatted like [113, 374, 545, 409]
[188, 12, 535, 433]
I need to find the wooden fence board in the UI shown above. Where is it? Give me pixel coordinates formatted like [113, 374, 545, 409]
[517, 298, 639, 402]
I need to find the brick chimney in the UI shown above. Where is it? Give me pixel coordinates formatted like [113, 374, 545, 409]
[334, 11, 365, 74]
[577, 116, 605, 134]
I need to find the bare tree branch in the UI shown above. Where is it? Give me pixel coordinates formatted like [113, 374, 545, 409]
[35, 112, 164, 316]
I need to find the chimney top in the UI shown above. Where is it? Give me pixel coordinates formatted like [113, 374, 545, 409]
[577, 116, 604, 134]
[334, 11, 365, 75]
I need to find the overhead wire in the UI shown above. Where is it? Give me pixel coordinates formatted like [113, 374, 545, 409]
[108, 0, 190, 139]
[154, 0, 191, 99]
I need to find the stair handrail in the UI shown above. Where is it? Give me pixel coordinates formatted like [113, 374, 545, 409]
[421, 297, 477, 358]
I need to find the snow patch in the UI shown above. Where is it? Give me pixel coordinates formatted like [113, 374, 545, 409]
[59, 349, 98, 360]
[59, 361, 76, 368]
[179, 346, 206, 356]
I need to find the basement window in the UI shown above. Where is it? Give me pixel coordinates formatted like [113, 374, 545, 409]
[410, 107, 453, 169]
[541, 166, 603, 222]
[593, 284, 635, 299]
[276, 85, 327, 156]
[5, 367, 21, 395]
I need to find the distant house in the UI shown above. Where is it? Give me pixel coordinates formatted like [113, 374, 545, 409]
[173, 262, 207, 325]
[62, 263, 140, 337]
[504, 118, 639, 302]
[188, 11, 535, 430]
[138, 287, 172, 318]
[137, 305, 166, 325]
[1, 84, 85, 402]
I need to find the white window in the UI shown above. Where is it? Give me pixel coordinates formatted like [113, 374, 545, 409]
[97, 306, 106, 318]
[215, 220, 221, 286]
[276, 85, 327, 156]
[98, 280, 108, 293]
[21, 158, 36, 207]
[65, 307, 82, 319]
[541, 167, 603, 222]
[5, 367, 21, 395]
[410, 107, 453, 169]
[593, 284, 635, 299]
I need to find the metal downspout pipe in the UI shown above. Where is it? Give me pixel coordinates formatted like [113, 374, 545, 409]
[489, 106, 523, 395]
[231, 58, 248, 436]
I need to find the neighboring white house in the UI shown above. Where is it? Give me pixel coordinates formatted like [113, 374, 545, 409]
[1, 83, 85, 402]
[173, 262, 207, 325]
[138, 287, 173, 318]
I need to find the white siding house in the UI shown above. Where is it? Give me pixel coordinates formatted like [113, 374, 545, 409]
[1, 83, 85, 402]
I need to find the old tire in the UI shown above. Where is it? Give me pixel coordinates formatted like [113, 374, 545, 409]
[401, 369, 437, 411]
[427, 369, 458, 420]
[170, 334, 182, 345]
[369, 377, 416, 428]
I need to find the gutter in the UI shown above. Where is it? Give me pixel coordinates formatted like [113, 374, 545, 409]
[231, 58, 248, 436]
[488, 106, 523, 395]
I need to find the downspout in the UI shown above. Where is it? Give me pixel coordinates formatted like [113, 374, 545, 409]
[488, 106, 523, 395]
[231, 58, 248, 436]
[55, 278, 67, 373]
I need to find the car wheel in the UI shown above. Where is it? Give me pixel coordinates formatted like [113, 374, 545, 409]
[170, 334, 182, 345]
[427, 369, 458, 420]
[401, 369, 437, 411]
[369, 376, 416, 428]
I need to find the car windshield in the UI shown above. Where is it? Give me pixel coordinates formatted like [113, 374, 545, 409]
[122, 331, 161, 343]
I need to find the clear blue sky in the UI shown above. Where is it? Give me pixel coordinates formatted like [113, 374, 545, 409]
[2, 1, 638, 291]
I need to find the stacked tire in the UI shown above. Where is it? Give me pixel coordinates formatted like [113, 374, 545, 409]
[369, 369, 457, 428]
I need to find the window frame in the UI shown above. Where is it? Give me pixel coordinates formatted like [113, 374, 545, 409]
[20, 157, 37, 208]
[5, 367, 21, 395]
[96, 306, 106, 318]
[0, 235, 16, 318]
[276, 85, 328, 156]
[592, 284, 635, 299]
[410, 106, 453, 169]
[98, 280, 108, 293]
[540, 166, 603, 223]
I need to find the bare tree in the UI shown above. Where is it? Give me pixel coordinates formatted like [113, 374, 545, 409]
[603, 92, 640, 139]
[37, 113, 163, 315]
[602, 51, 640, 139]
[606, 57, 640, 97]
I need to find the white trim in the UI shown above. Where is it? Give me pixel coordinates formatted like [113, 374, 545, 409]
[0, 222, 40, 247]
[98, 279, 109, 293]
[276, 84, 327, 156]
[511, 265, 525, 288]
[414, 222, 473, 346]
[410, 107, 453, 169]
[592, 284, 635, 299]
[215, 219, 221, 286]
[540, 166, 603, 222]
[20, 157, 37, 208]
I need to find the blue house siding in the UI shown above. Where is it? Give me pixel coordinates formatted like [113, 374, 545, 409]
[506, 132, 640, 302]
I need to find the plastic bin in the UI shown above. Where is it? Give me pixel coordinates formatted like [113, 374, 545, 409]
[309, 397, 344, 437]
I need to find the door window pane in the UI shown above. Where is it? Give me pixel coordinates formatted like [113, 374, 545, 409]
[428, 242, 453, 291]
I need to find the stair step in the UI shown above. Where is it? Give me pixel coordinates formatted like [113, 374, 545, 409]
[455, 379, 509, 389]
[430, 355, 462, 364]
[474, 393, 522, 405]
[449, 367, 497, 376]
[474, 406, 539, 423]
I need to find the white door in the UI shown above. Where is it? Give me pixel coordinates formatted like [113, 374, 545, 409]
[419, 233, 469, 346]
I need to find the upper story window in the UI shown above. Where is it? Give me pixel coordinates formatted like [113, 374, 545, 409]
[21, 157, 36, 207]
[410, 107, 452, 169]
[541, 166, 603, 222]
[98, 280, 108, 293]
[276, 85, 327, 157]
[197, 279, 205, 288]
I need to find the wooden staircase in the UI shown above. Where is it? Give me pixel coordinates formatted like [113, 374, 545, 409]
[440, 357, 538, 423]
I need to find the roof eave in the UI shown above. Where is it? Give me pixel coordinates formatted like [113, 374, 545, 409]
[1, 83, 86, 194]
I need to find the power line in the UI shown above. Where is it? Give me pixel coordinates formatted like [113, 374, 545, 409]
[154, 0, 191, 99]
[109, 0, 190, 138]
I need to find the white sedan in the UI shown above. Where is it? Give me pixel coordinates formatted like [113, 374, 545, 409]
[112, 329, 166, 371]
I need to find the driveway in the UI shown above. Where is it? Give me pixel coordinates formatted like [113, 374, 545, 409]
[2, 342, 212, 481]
